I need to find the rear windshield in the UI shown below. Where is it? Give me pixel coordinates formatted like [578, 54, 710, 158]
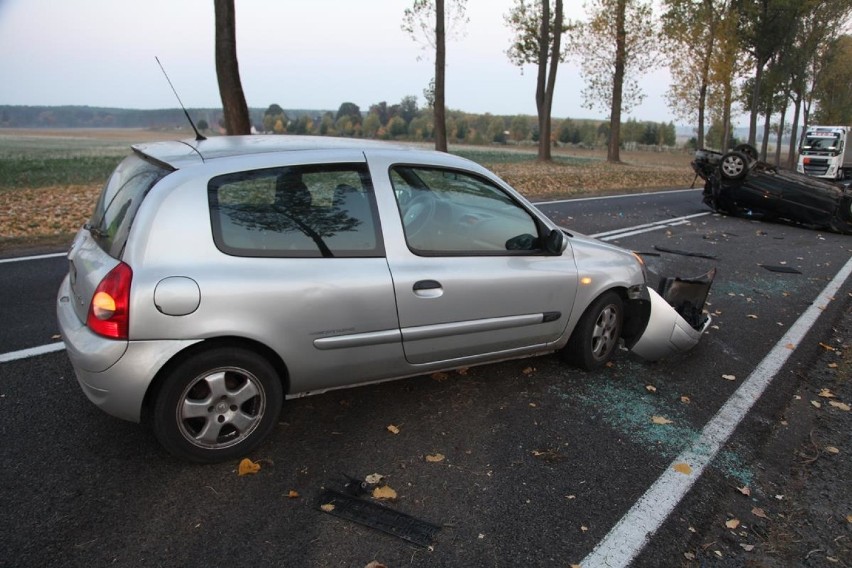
[88, 153, 172, 258]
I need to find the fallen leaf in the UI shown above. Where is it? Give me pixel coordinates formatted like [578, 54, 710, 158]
[785, 343, 796, 350]
[828, 362, 838, 369]
[387, 424, 400, 434]
[847, 514, 852, 523]
[580, 525, 588, 532]
[372, 485, 397, 500]
[238, 458, 261, 476]
[674, 463, 693, 474]
[425, 453, 445, 462]
[819, 342, 836, 351]
[456, 367, 469, 375]
[825, 446, 840, 454]
[431, 372, 449, 381]
[529, 402, 537, 407]
[478, 533, 485, 539]
[811, 400, 822, 409]
[522, 366, 535, 375]
[684, 552, 696, 561]
[829, 401, 850, 411]
[651, 415, 673, 425]
[365, 473, 384, 484]
[819, 388, 836, 398]
[752, 507, 769, 519]
[737, 486, 751, 496]
[566, 495, 576, 500]
[364, 562, 388, 568]
[646, 385, 657, 393]
[740, 544, 755, 552]
[722, 374, 737, 381]
[321, 503, 335, 512]
[714, 550, 723, 558]
[287, 490, 300, 499]
[747, 314, 758, 319]
[688, 526, 697, 533]
[726, 518, 741, 529]
[680, 396, 691, 404]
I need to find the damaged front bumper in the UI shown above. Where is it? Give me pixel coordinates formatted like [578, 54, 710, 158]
[628, 268, 716, 361]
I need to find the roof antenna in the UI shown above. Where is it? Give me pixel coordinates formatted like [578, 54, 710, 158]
[155, 56, 206, 141]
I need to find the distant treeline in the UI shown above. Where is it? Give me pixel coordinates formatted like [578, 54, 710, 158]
[0, 105, 317, 131]
[0, 104, 679, 149]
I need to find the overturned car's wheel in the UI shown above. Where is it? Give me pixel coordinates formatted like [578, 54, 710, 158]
[720, 151, 750, 180]
[564, 291, 624, 371]
[733, 143, 759, 162]
[153, 347, 283, 463]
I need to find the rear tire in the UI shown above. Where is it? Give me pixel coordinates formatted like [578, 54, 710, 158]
[720, 151, 750, 180]
[564, 291, 624, 371]
[152, 347, 283, 463]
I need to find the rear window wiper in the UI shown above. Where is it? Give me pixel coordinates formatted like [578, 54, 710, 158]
[83, 223, 107, 239]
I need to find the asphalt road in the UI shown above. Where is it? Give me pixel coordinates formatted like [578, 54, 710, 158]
[1, 189, 850, 567]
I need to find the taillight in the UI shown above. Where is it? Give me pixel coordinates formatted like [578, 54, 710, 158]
[87, 262, 132, 339]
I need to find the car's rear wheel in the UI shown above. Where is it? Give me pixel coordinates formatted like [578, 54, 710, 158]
[733, 143, 759, 162]
[564, 291, 623, 370]
[720, 151, 750, 180]
[153, 347, 283, 463]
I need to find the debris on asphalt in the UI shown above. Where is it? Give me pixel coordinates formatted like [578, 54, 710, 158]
[653, 245, 719, 259]
[317, 489, 441, 548]
[759, 264, 802, 274]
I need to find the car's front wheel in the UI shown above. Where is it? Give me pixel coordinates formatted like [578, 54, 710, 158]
[564, 291, 624, 370]
[152, 347, 283, 463]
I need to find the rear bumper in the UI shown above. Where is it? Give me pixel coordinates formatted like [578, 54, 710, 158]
[57, 275, 199, 422]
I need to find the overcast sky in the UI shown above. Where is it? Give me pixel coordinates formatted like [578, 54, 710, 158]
[0, 0, 690, 125]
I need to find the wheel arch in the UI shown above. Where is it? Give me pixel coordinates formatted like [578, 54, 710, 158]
[140, 336, 290, 424]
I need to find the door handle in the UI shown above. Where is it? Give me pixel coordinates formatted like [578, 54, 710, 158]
[412, 279, 443, 298]
[413, 280, 442, 291]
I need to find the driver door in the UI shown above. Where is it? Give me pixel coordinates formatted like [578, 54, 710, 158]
[384, 165, 577, 365]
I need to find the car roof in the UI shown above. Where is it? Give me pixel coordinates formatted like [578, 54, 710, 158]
[132, 135, 418, 169]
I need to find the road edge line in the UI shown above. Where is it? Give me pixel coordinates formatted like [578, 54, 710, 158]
[581, 254, 852, 567]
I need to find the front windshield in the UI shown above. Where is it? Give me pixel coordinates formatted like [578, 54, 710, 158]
[803, 135, 840, 152]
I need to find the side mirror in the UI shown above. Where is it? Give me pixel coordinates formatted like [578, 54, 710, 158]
[544, 228, 566, 255]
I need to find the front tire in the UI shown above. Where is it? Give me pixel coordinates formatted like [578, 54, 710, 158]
[564, 291, 624, 371]
[152, 347, 283, 463]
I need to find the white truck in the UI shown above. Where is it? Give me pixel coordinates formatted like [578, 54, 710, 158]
[797, 125, 852, 181]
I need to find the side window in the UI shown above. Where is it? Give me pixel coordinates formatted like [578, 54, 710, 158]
[390, 166, 541, 255]
[209, 164, 382, 258]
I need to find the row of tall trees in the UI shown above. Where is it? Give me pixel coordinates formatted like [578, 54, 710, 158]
[213, 0, 852, 168]
[661, 0, 852, 167]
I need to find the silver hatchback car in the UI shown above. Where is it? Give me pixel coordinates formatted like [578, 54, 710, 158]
[57, 136, 712, 462]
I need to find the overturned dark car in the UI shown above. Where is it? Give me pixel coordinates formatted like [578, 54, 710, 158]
[692, 145, 852, 234]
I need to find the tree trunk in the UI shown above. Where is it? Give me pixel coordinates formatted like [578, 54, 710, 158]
[748, 58, 763, 147]
[774, 100, 787, 166]
[608, 0, 627, 163]
[787, 94, 801, 168]
[433, 0, 448, 152]
[722, 80, 732, 153]
[214, 0, 250, 135]
[760, 105, 771, 160]
[535, 0, 550, 161]
[543, 0, 563, 157]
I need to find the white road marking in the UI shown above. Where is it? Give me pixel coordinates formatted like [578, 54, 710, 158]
[591, 212, 711, 241]
[0, 342, 66, 363]
[537, 187, 700, 205]
[581, 254, 852, 568]
[0, 252, 66, 264]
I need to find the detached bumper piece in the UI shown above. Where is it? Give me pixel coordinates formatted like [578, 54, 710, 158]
[318, 489, 441, 548]
[630, 268, 716, 361]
